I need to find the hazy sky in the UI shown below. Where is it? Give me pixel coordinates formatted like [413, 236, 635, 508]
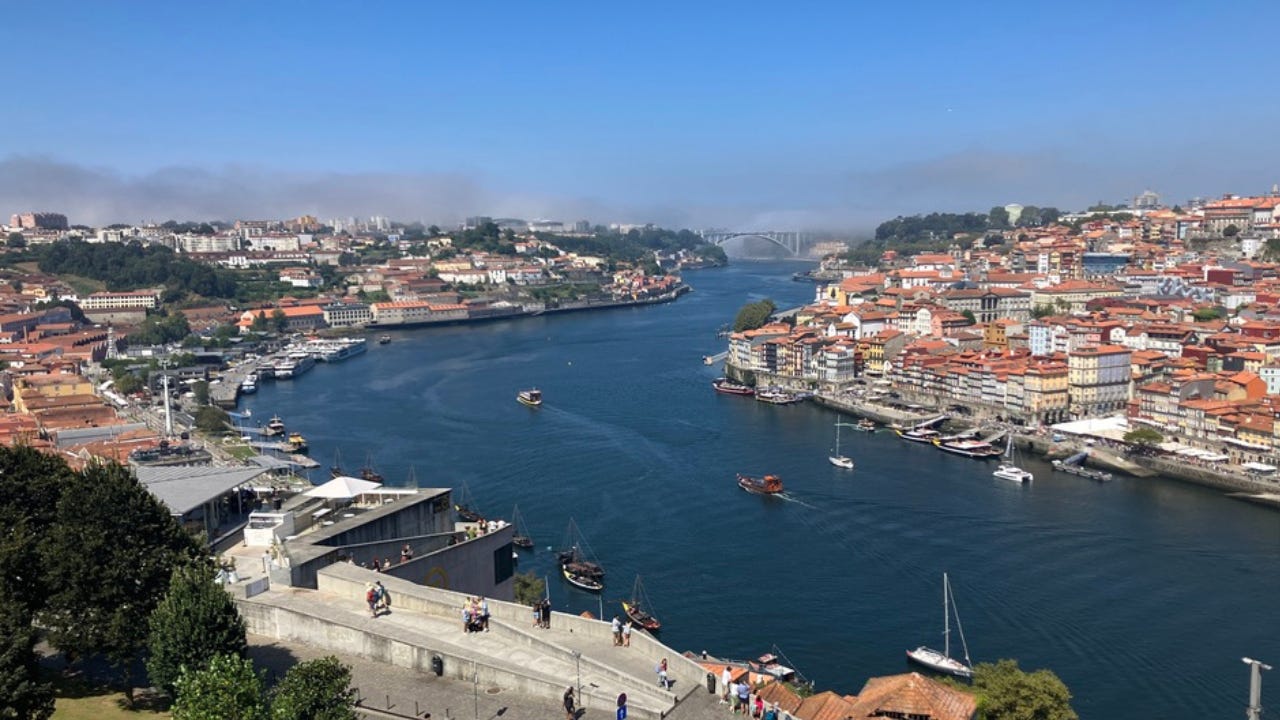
[3, 1, 1279, 230]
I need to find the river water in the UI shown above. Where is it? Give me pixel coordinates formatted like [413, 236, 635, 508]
[240, 261, 1280, 719]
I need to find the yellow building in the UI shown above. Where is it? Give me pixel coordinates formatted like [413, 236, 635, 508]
[13, 373, 95, 414]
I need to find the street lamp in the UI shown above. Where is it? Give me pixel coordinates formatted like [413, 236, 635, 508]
[572, 650, 582, 707]
[1243, 657, 1272, 720]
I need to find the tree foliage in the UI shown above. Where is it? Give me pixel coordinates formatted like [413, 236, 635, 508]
[195, 406, 231, 433]
[733, 299, 777, 332]
[973, 659, 1077, 720]
[269, 656, 357, 720]
[37, 240, 238, 299]
[146, 564, 248, 696]
[172, 654, 269, 720]
[513, 571, 546, 606]
[39, 462, 202, 681]
[0, 604, 54, 720]
[1123, 427, 1163, 448]
[129, 311, 192, 346]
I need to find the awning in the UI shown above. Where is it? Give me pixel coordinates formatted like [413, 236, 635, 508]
[1200, 454, 1229, 463]
[305, 475, 382, 499]
[1243, 462, 1277, 473]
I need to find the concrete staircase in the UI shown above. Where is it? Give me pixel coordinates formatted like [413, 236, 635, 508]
[237, 565, 707, 719]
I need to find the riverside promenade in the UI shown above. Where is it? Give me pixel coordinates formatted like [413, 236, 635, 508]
[235, 563, 720, 720]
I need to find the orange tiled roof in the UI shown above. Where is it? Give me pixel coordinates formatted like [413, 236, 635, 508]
[847, 672, 976, 720]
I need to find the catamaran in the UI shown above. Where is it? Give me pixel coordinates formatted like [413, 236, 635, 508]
[906, 572, 974, 679]
[992, 434, 1034, 483]
[829, 420, 855, 469]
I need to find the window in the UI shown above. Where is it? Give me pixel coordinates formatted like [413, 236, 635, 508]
[493, 543, 515, 585]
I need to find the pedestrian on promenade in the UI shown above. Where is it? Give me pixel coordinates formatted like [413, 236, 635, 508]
[721, 667, 732, 703]
[462, 598, 473, 632]
[541, 598, 552, 629]
[656, 658, 669, 689]
[374, 581, 390, 614]
[753, 695, 764, 719]
[736, 680, 750, 712]
[479, 596, 490, 631]
[400, 543, 413, 563]
[611, 616, 622, 646]
[563, 686, 575, 720]
[382, 558, 392, 571]
[532, 600, 542, 628]
[729, 681, 740, 713]
[365, 583, 378, 618]
[622, 620, 632, 647]
[371, 560, 381, 574]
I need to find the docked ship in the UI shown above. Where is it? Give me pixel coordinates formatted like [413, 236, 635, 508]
[287, 432, 309, 453]
[737, 473, 785, 495]
[711, 378, 754, 396]
[755, 388, 802, 405]
[306, 337, 368, 362]
[558, 519, 605, 592]
[933, 438, 1002, 459]
[264, 415, 286, 437]
[517, 388, 543, 407]
[240, 374, 258, 395]
[897, 427, 941, 444]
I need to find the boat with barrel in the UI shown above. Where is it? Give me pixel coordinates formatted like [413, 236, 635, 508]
[511, 504, 534, 549]
[517, 388, 543, 407]
[454, 480, 483, 522]
[558, 519, 605, 592]
[933, 437, 1002, 459]
[897, 427, 941, 444]
[711, 378, 754, 396]
[622, 575, 662, 632]
[906, 572, 974, 679]
[737, 473, 784, 495]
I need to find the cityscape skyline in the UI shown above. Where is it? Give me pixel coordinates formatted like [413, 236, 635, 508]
[3, 1, 1280, 229]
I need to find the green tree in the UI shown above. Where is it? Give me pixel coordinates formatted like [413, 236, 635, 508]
[0, 604, 54, 720]
[1191, 307, 1224, 322]
[193, 380, 210, 406]
[115, 373, 144, 395]
[1123, 427, 1163, 452]
[961, 309, 976, 324]
[513, 571, 546, 606]
[271, 308, 288, 333]
[269, 656, 356, 720]
[172, 654, 268, 720]
[39, 462, 202, 697]
[195, 406, 231, 433]
[973, 659, 1077, 720]
[732, 299, 777, 332]
[146, 564, 248, 696]
[1031, 304, 1054, 319]
[251, 311, 268, 332]
[6, 232, 26, 248]
[988, 206, 1010, 229]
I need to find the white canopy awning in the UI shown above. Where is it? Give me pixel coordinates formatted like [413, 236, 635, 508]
[1243, 462, 1277, 473]
[304, 475, 382, 499]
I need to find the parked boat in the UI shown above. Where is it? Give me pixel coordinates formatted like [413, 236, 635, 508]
[378, 335, 392, 345]
[992, 435, 1033, 483]
[287, 432, 309, 453]
[511, 504, 534, 549]
[933, 437, 1003, 459]
[240, 374, 258, 395]
[622, 575, 661, 632]
[737, 473, 785, 495]
[359, 453, 384, 484]
[264, 415, 286, 437]
[330, 448, 344, 479]
[897, 428, 940, 444]
[454, 480, 482, 522]
[517, 388, 543, 407]
[829, 420, 855, 470]
[906, 572, 974, 679]
[756, 388, 802, 405]
[854, 418, 876, 432]
[558, 519, 605, 592]
[711, 378, 754, 396]
[1052, 456, 1113, 482]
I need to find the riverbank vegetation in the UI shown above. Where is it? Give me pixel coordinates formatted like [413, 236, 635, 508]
[732, 299, 777, 332]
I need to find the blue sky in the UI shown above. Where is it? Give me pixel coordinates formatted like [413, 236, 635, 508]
[2, 1, 1278, 228]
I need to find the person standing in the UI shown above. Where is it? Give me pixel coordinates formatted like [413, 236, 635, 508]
[656, 658, 669, 689]
[753, 695, 764, 719]
[611, 616, 622, 646]
[563, 686, 575, 720]
[736, 680, 750, 713]
[721, 667, 732, 703]
[365, 583, 378, 618]
[479, 596, 490, 631]
[622, 620, 632, 647]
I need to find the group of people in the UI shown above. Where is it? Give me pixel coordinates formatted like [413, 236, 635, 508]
[610, 616, 634, 647]
[721, 667, 779, 719]
[364, 581, 391, 618]
[530, 597, 552, 629]
[462, 596, 490, 632]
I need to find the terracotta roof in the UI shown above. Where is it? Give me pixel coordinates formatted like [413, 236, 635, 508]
[847, 672, 976, 720]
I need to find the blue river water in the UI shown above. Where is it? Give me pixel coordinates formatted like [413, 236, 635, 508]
[240, 261, 1280, 719]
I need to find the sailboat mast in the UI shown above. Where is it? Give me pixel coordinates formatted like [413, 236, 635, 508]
[943, 573, 951, 659]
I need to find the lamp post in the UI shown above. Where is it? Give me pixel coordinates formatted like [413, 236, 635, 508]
[1243, 657, 1272, 720]
[573, 650, 582, 706]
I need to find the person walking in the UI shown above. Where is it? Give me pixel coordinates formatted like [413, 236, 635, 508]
[563, 686, 575, 720]
[541, 598, 552, 629]
[729, 681, 741, 713]
[611, 616, 622, 646]
[656, 658, 669, 689]
[622, 620, 632, 647]
[736, 679, 750, 713]
[365, 583, 378, 618]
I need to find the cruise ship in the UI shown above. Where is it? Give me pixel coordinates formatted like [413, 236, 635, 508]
[306, 337, 368, 362]
[275, 351, 316, 379]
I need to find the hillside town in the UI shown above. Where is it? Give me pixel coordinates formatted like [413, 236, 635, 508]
[725, 190, 1280, 485]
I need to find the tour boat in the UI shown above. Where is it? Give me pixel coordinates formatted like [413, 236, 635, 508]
[287, 432, 309, 453]
[378, 335, 392, 345]
[737, 473, 785, 495]
[992, 435, 1033, 483]
[756, 388, 801, 405]
[854, 418, 876, 432]
[264, 415, 286, 437]
[558, 519, 605, 592]
[240, 374, 258, 394]
[828, 420, 855, 470]
[712, 378, 755, 396]
[906, 573, 974, 679]
[622, 575, 662, 632]
[511, 504, 534, 549]
[517, 388, 543, 407]
[933, 438, 1003, 459]
[897, 428, 940, 444]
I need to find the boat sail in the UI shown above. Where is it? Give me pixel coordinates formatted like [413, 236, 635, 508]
[906, 573, 973, 678]
[622, 575, 661, 632]
[558, 518, 605, 592]
[993, 434, 1034, 483]
[511, 504, 534, 549]
[829, 420, 856, 469]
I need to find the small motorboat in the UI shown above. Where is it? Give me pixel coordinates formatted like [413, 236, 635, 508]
[378, 335, 392, 344]
[854, 418, 876, 432]
[992, 464, 1033, 483]
[517, 388, 543, 407]
[287, 432, 309, 453]
[264, 415, 286, 437]
[737, 473, 784, 495]
[712, 378, 754, 396]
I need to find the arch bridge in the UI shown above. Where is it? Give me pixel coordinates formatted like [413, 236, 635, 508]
[699, 230, 816, 256]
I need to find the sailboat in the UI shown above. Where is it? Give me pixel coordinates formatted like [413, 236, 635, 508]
[829, 420, 856, 469]
[454, 480, 483, 522]
[329, 448, 345, 479]
[992, 434, 1034, 483]
[511, 504, 534, 549]
[621, 575, 661, 632]
[359, 453, 384, 483]
[906, 573, 973, 679]
[557, 518, 605, 592]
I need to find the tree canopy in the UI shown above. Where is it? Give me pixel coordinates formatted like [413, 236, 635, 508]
[37, 239, 238, 300]
[269, 656, 357, 720]
[147, 564, 248, 696]
[172, 654, 269, 720]
[733, 299, 777, 332]
[973, 659, 1078, 720]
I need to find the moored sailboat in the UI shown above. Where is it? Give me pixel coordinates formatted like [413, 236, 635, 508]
[622, 575, 661, 632]
[558, 518, 605, 592]
[829, 420, 856, 469]
[906, 573, 973, 679]
[511, 504, 534, 549]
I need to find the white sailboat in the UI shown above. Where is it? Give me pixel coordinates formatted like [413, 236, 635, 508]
[992, 434, 1034, 483]
[828, 420, 855, 469]
[906, 572, 973, 679]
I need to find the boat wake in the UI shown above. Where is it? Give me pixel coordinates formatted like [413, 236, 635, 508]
[776, 492, 814, 508]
